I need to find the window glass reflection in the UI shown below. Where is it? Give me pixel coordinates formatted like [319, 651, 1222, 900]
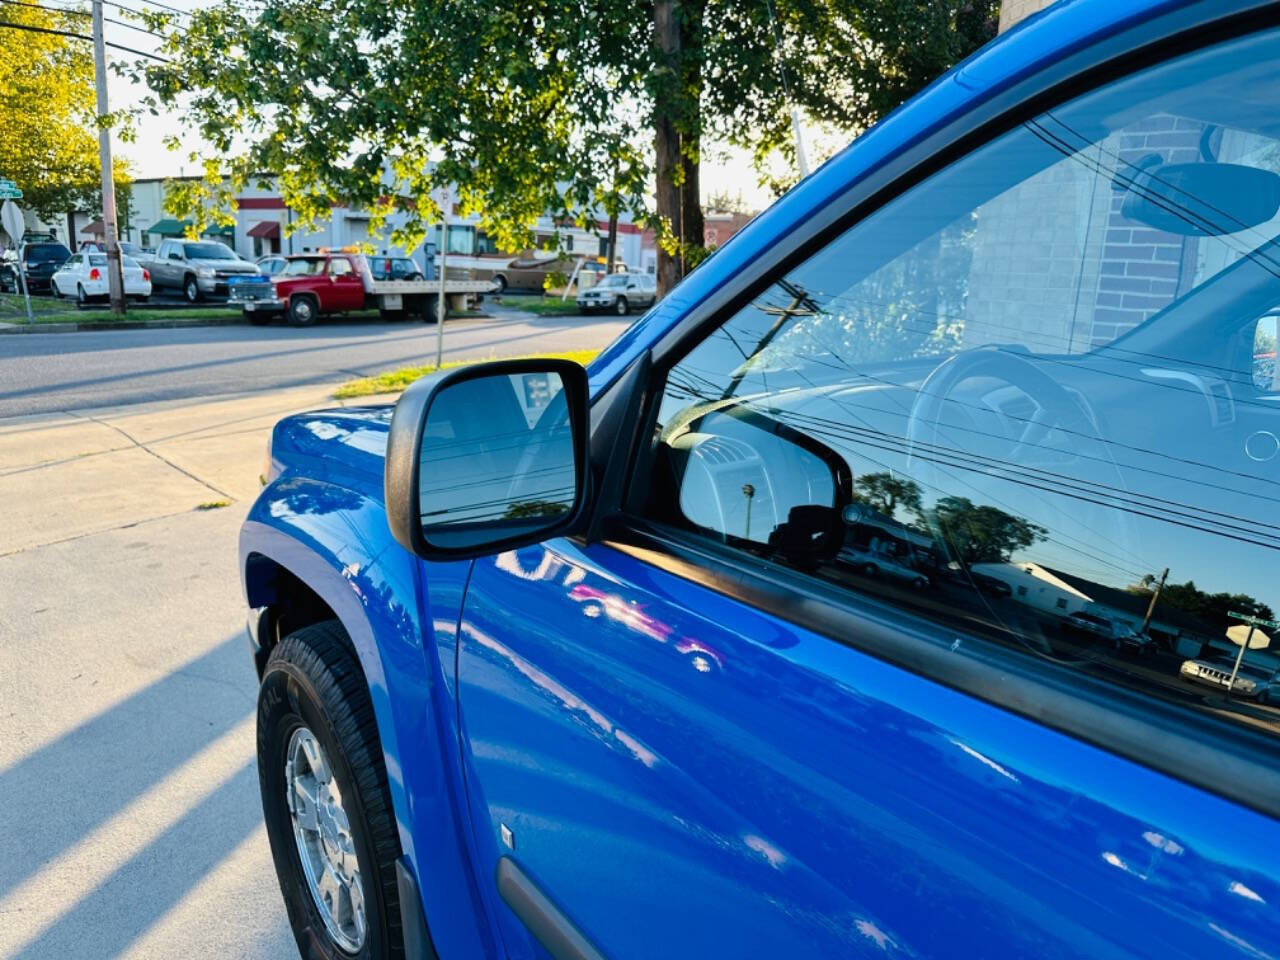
[648, 28, 1280, 734]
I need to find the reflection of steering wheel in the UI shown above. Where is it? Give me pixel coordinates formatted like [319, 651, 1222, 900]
[904, 346, 1136, 654]
[906, 346, 1103, 467]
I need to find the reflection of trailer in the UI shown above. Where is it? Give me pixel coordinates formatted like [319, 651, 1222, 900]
[228, 250, 497, 325]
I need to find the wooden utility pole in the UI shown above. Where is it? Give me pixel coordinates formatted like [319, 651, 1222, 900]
[605, 210, 618, 273]
[1139, 567, 1169, 635]
[91, 0, 125, 315]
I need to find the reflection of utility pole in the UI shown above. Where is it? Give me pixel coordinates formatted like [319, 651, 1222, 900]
[742, 483, 755, 539]
[1139, 567, 1169, 635]
[720, 278, 820, 400]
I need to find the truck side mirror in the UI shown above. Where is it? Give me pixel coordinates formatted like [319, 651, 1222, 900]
[385, 358, 590, 559]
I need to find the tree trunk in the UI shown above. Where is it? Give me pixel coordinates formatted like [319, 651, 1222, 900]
[652, 0, 705, 296]
[679, 0, 704, 271]
[653, 0, 682, 296]
[606, 209, 618, 272]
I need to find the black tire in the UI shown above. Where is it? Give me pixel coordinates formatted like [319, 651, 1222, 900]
[76, 283, 88, 307]
[421, 297, 447, 324]
[614, 296, 629, 316]
[404, 272, 423, 282]
[289, 294, 319, 326]
[51, 280, 61, 299]
[183, 274, 201, 303]
[258, 622, 406, 960]
[492, 274, 507, 295]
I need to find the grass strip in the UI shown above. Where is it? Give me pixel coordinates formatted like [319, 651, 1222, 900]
[334, 348, 599, 399]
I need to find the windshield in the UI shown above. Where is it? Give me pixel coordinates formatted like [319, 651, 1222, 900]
[183, 242, 237, 260]
[280, 258, 326, 276]
[25, 244, 70, 263]
[596, 275, 629, 289]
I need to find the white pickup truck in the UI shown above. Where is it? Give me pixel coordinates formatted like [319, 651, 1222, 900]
[227, 250, 497, 325]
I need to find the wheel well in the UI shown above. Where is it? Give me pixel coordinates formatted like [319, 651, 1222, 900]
[244, 552, 342, 673]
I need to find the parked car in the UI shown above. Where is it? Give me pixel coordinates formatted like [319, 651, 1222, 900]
[77, 240, 149, 258]
[365, 255, 425, 281]
[145, 238, 260, 301]
[1181, 654, 1279, 703]
[256, 254, 288, 276]
[1061, 610, 1117, 640]
[239, 6, 1280, 960]
[837, 545, 929, 590]
[576, 271, 658, 315]
[50, 252, 151, 304]
[0, 241, 71, 293]
[969, 570, 1014, 598]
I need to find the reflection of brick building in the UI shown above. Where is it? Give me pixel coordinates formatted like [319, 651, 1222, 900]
[1089, 117, 1202, 346]
[704, 211, 756, 250]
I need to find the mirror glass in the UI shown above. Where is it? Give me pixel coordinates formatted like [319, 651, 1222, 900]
[1254, 314, 1279, 391]
[418, 370, 577, 549]
[671, 409, 838, 549]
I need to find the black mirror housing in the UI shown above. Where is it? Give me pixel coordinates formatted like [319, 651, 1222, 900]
[385, 358, 591, 561]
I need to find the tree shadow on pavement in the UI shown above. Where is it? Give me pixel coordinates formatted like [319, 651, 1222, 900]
[0, 632, 256, 903]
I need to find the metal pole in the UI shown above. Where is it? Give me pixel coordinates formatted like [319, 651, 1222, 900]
[16, 246, 34, 324]
[1227, 623, 1254, 695]
[92, 0, 125, 315]
[790, 106, 810, 178]
[435, 217, 447, 368]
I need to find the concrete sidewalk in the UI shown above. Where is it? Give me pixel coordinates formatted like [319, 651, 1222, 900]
[0, 384, 403, 959]
[0, 383, 398, 558]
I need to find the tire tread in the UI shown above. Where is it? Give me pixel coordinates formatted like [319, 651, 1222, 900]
[263, 621, 405, 958]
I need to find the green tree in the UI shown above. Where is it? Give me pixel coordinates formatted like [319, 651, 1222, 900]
[0, 2, 129, 225]
[853, 472, 922, 517]
[928, 495, 1046, 566]
[1131, 579, 1275, 633]
[135, 1, 996, 291]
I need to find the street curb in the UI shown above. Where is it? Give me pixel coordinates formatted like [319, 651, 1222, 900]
[0, 315, 249, 334]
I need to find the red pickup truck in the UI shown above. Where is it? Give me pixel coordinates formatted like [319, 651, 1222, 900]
[228, 251, 496, 326]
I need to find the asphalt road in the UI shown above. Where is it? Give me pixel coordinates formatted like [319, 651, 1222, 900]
[0, 306, 629, 418]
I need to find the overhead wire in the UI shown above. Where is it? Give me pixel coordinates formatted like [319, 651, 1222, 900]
[0, 16, 169, 59]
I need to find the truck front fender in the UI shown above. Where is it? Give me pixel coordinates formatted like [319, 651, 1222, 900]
[240, 477, 496, 959]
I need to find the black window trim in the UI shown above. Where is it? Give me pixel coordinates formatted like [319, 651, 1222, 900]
[585, 0, 1280, 820]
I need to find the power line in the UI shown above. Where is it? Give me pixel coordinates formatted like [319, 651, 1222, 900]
[0, 16, 169, 59]
[127, 0, 189, 18]
[0, 0, 165, 37]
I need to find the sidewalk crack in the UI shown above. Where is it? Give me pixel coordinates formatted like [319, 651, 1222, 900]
[68, 412, 235, 501]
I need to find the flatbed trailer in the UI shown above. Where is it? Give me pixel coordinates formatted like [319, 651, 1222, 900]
[227, 251, 498, 325]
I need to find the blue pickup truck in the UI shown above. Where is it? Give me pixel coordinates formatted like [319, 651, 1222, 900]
[240, 2, 1280, 957]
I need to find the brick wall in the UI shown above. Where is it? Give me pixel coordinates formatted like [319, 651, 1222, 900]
[999, 0, 1057, 32]
[1088, 118, 1201, 347]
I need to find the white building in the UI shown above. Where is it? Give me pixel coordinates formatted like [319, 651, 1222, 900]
[50, 176, 654, 273]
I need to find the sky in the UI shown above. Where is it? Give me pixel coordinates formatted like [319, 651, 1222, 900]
[101, 1, 788, 213]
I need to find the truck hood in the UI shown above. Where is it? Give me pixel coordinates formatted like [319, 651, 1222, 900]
[268, 405, 394, 503]
[191, 258, 260, 272]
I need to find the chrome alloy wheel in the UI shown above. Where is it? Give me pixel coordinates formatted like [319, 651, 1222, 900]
[286, 726, 367, 953]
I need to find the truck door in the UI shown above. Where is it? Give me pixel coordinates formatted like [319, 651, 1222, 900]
[326, 256, 365, 311]
[451, 23, 1280, 959]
